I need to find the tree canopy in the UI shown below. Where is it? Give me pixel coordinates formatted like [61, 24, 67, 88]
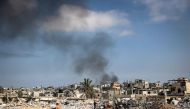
[80, 78, 94, 98]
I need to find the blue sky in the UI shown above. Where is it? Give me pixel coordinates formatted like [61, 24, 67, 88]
[0, 0, 190, 87]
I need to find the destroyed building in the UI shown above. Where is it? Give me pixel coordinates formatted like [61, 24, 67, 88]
[168, 77, 190, 96]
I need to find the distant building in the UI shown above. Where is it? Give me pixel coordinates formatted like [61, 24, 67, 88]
[111, 82, 121, 91]
[149, 81, 162, 89]
[134, 79, 149, 89]
[137, 89, 158, 96]
[33, 91, 40, 98]
[169, 77, 190, 96]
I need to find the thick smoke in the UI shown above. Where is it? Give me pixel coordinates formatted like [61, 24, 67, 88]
[101, 73, 118, 84]
[44, 32, 118, 83]
[0, 0, 118, 83]
[0, 0, 38, 41]
[0, 0, 87, 41]
[74, 33, 112, 75]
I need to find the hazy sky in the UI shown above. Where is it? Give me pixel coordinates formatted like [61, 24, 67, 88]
[0, 0, 190, 87]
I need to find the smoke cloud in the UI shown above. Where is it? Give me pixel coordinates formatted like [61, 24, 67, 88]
[0, 0, 38, 41]
[0, 0, 119, 83]
[101, 73, 118, 84]
[0, 0, 87, 41]
[44, 32, 118, 83]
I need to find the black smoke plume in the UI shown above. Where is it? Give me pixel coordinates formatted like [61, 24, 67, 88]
[101, 73, 118, 84]
[44, 32, 118, 83]
[0, 0, 118, 83]
[0, 0, 87, 41]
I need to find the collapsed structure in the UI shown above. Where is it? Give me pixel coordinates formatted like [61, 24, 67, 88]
[0, 77, 190, 108]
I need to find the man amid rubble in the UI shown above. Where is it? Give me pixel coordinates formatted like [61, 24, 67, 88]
[56, 102, 61, 109]
[94, 100, 97, 109]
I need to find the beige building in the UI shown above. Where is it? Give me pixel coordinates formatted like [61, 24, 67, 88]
[138, 89, 158, 96]
[134, 79, 149, 89]
[111, 82, 121, 90]
[169, 77, 190, 95]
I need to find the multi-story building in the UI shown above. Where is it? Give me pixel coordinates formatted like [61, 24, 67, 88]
[111, 82, 121, 91]
[134, 79, 149, 89]
[169, 77, 190, 96]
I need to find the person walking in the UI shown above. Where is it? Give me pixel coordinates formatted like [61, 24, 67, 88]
[94, 100, 97, 109]
[56, 102, 61, 109]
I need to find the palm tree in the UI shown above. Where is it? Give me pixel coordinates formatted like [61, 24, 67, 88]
[80, 78, 94, 98]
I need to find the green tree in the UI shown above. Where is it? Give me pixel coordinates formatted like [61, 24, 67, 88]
[80, 78, 94, 98]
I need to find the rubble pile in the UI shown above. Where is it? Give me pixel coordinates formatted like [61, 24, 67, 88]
[1, 77, 190, 109]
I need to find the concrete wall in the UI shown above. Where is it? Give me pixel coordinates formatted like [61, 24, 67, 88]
[0, 99, 3, 103]
[185, 82, 190, 94]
